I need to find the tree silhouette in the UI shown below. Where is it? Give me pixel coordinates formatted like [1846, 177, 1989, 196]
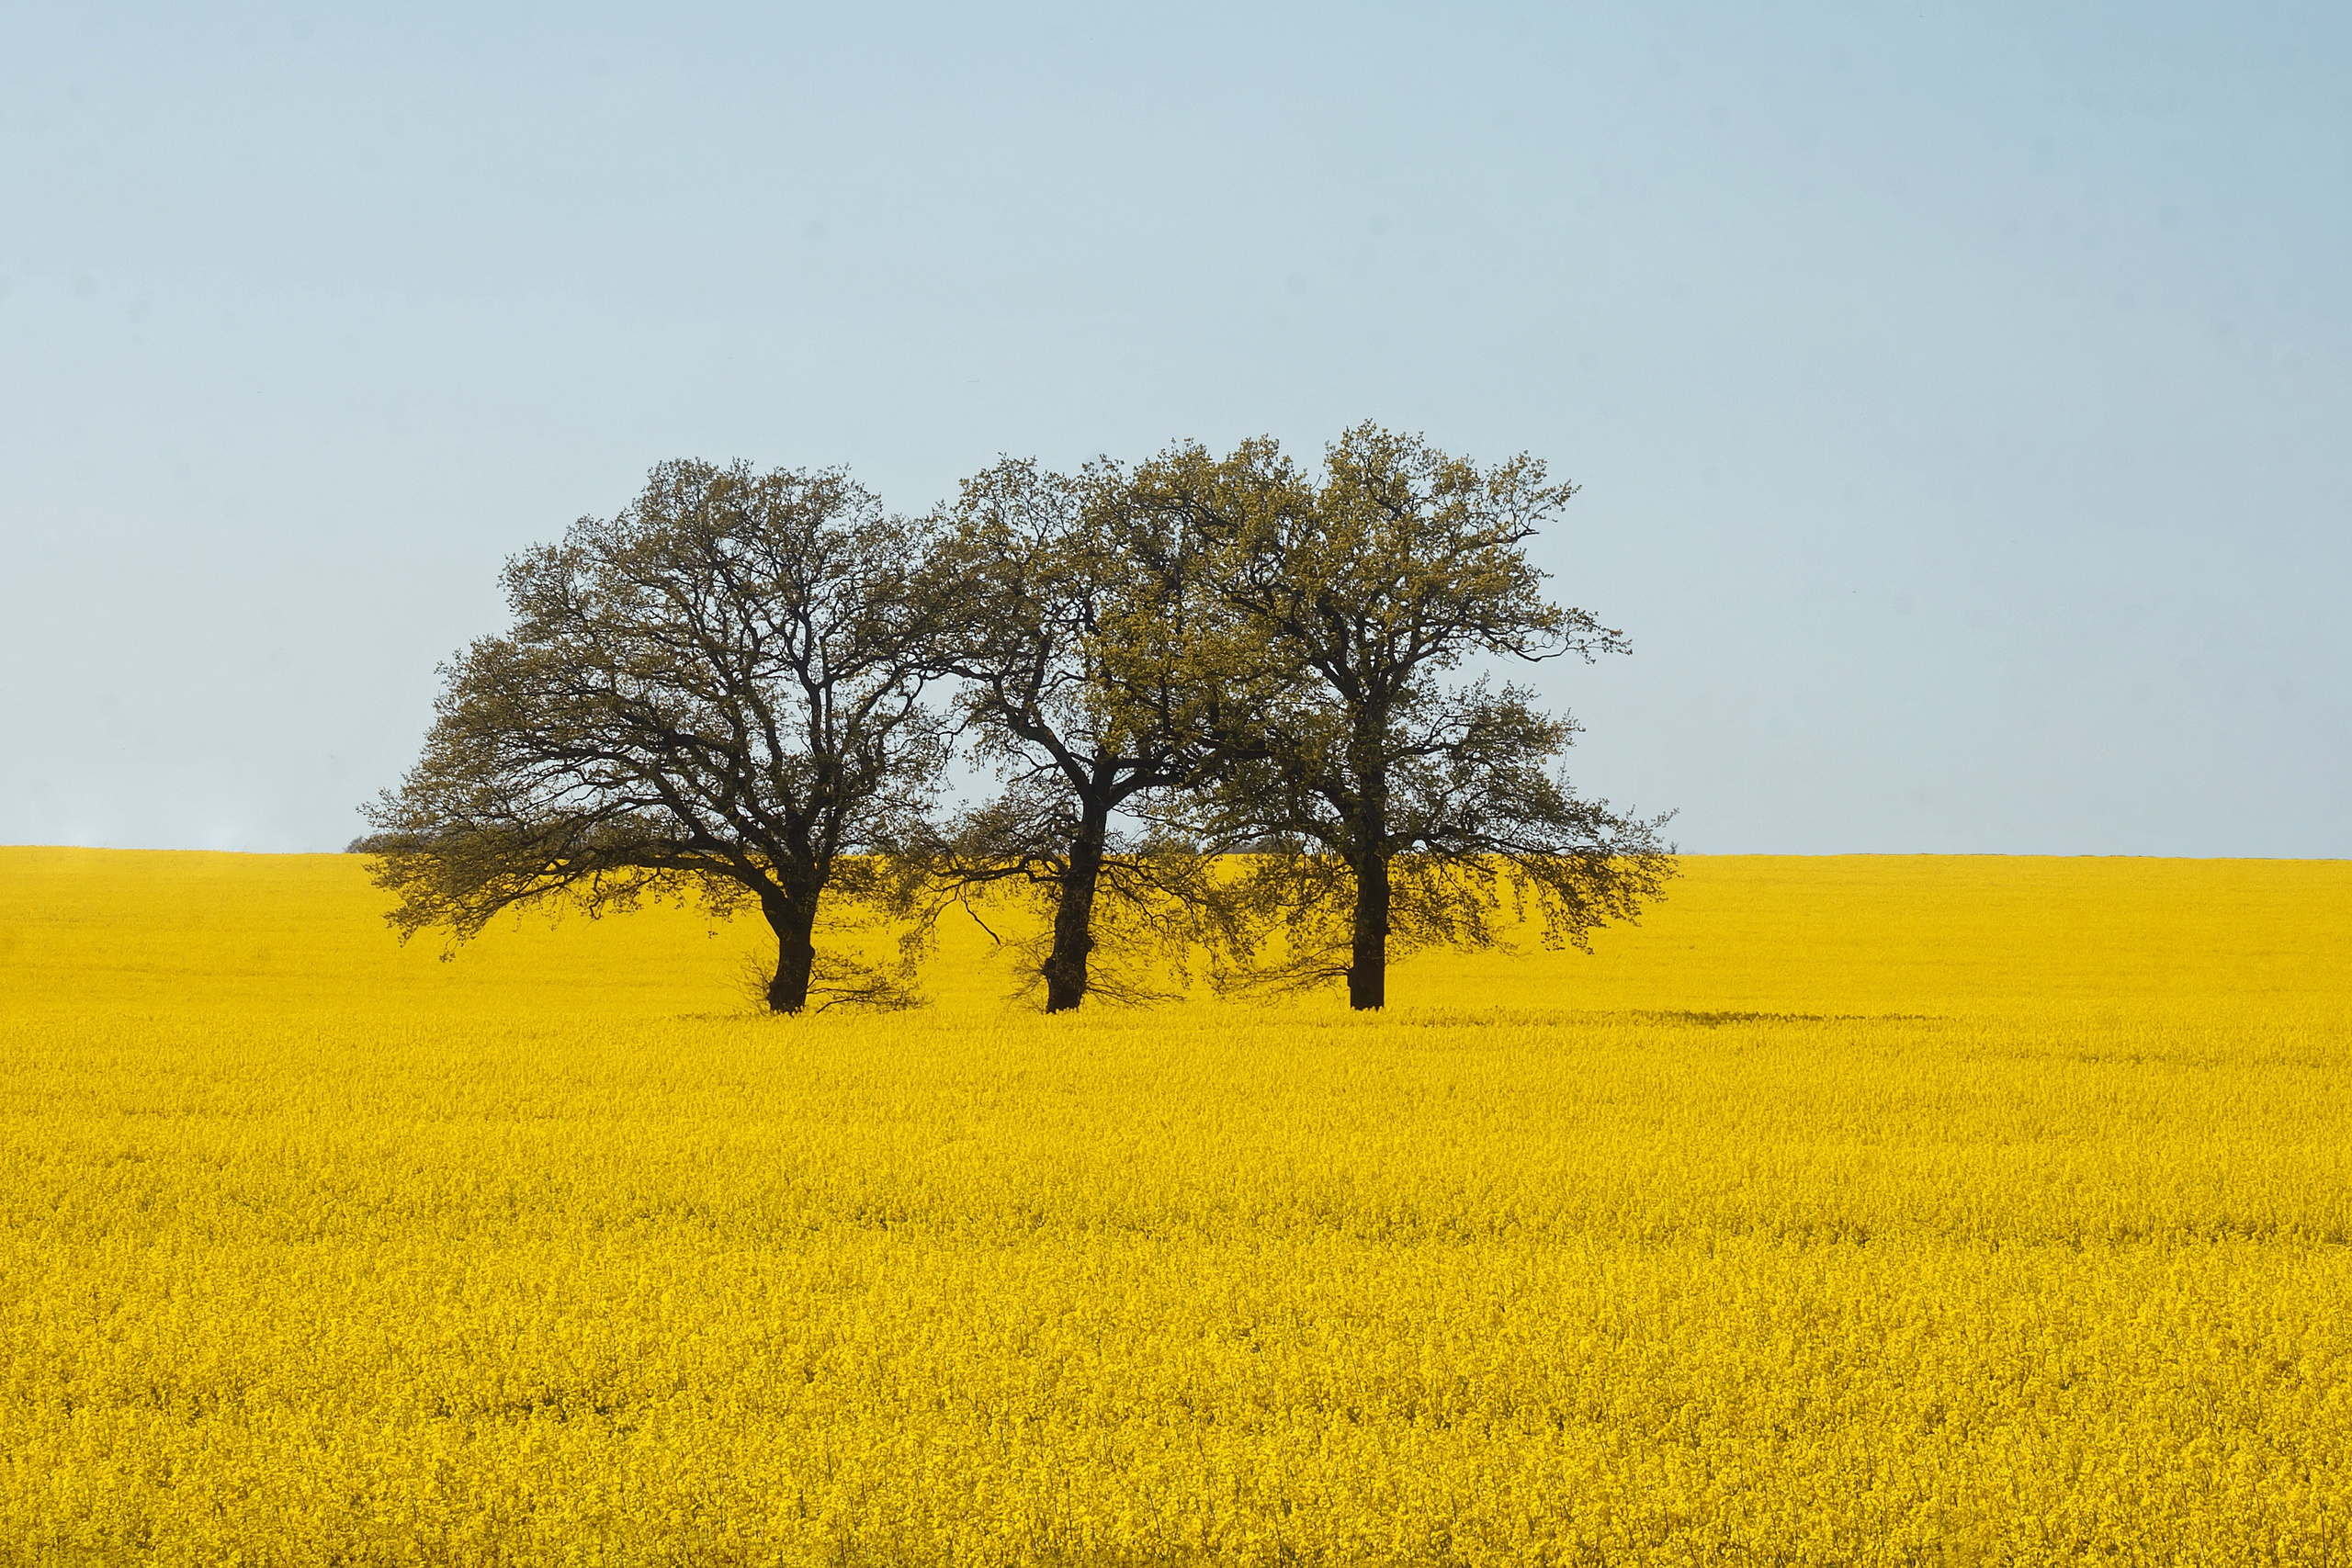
[357, 458, 944, 1013]
[1134, 423, 1675, 1010]
[897, 457, 1238, 1010]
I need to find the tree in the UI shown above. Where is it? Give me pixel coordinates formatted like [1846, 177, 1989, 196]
[1133, 423, 1676, 1010]
[356, 458, 946, 1014]
[899, 457, 1237, 1010]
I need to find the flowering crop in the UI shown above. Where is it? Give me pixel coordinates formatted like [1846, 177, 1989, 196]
[3, 849, 2348, 1564]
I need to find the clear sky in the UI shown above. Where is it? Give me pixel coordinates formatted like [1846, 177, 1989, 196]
[4, 2, 2346, 855]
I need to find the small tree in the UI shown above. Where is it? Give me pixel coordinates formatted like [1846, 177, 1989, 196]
[357, 458, 945, 1013]
[1136, 423, 1675, 1010]
[900, 457, 1236, 1010]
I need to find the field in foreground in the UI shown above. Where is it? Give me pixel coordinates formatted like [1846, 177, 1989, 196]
[3, 850, 2349, 1566]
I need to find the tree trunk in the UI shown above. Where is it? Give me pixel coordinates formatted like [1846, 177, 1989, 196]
[1348, 850, 1390, 1010]
[1041, 802, 1110, 1013]
[763, 889, 820, 1014]
[1346, 732, 1392, 1010]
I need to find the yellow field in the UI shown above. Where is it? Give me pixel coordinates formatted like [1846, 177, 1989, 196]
[3, 849, 2349, 1566]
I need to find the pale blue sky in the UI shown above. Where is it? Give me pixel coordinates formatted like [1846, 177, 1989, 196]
[4, 2, 2346, 854]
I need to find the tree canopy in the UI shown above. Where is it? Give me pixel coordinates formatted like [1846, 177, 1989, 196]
[357, 458, 945, 1013]
[1130, 423, 1676, 1009]
[363, 427, 1673, 1013]
[895, 457, 1238, 1010]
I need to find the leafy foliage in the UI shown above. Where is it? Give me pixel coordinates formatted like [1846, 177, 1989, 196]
[364, 426, 1675, 1013]
[897, 457, 1243, 1010]
[1132, 423, 1677, 1005]
[358, 458, 944, 1011]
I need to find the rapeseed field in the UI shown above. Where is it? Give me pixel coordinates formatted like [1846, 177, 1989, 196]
[3, 848, 2348, 1566]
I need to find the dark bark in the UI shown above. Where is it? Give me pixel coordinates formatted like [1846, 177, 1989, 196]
[763, 887, 821, 1014]
[1346, 732, 1392, 1010]
[1347, 849, 1390, 1010]
[1040, 801, 1110, 1012]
